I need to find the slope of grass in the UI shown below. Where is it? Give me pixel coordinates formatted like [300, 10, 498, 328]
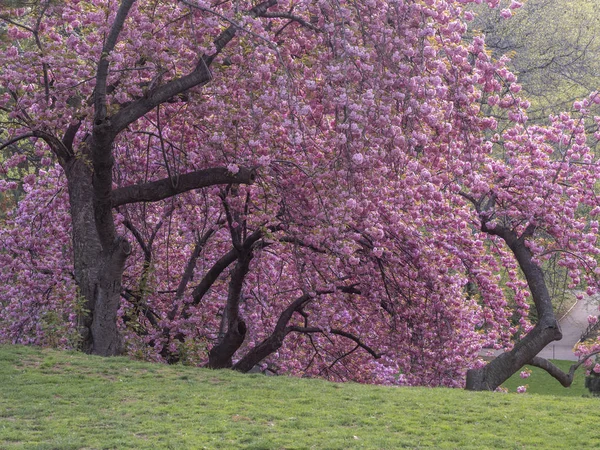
[1, 345, 598, 449]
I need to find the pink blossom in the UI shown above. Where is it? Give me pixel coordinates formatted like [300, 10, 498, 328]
[516, 385, 527, 394]
[352, 153, 364, 165]
[23, 174, 36, 185]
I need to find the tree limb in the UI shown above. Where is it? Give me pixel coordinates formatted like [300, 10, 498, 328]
[529, 350, 600, 387]
[207, 249, 253, 368]
[110, 0, 277, 133]
[0, 130, 74, 166]
[111, 166, 256, 206]
[94, 0, 137, 126]
[330, 329, 381, 359]
[233, 286, 367, 372]
[166, 225, 220, 321]
[260, 11, 322, 32]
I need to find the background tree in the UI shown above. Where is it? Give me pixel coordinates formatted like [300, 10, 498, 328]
[469, 0, 600, 125]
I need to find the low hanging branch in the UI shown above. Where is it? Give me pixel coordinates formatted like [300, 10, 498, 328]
[528, 350, 600, 387]
[233, 285, 372, 373]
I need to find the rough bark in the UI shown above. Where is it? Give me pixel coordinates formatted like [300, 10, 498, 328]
[90, 237, 131, 355]
[65, 157, 103, 353]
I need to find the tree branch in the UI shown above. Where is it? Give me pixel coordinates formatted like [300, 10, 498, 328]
[260, 11, 322, 32]
[166, 225, 220, 321]
[0, 130, 74, 166]
[233, 292, 315, 372]
[94, 0, 137, 125]
[183, 248, 238, 316]
[207, 249, 253, 368]
[529, 350, 600, 387]
[232, 285, 366, 372]
[111, 166, 256, 206]
[110, 0, 277, 133]
[330, 329, 381, 359]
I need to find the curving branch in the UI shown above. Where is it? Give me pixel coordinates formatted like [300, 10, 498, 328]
[0, 130, 74, 166]
[233, 285, 364, 372]
[111, 166, 256, 206]
[233, 292, 317, 372]
[330, 329, 381, 359]
[207, 248, 253, 368]
[465, 191, 567, 390]
[529, 350, 600, 387]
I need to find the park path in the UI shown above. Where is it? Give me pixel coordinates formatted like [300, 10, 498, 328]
[480, 294, 599, 361]
[536, 294, 599, 361]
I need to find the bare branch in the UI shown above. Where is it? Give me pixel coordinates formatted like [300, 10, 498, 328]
[286, 326, 379, 358]
[123, 219, 150, 259]
[0, 130, 74, 165]
[330, 329, 381, 359]
[287, 326, 323, 334]
[166, 225, 220, 321]
[278, 235, 327, 253]
[260, 11, 322, 33]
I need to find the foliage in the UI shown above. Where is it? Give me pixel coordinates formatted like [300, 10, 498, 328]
[1, 0, 600, 390]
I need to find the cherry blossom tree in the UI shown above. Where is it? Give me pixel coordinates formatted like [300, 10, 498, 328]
[2, 0, 600, 390]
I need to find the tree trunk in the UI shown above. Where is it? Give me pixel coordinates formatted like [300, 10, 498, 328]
[65, 157, 129, 356]
[466, 320, 562, 390]
[207, 250, 252, 368]
[466, 223, 562, 390]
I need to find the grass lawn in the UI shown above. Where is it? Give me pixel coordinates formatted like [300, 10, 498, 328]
[0, 345, 598, 449]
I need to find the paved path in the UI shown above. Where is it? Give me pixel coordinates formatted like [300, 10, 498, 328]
[536, 295, 599, 361]
[481, 294, 599, 361]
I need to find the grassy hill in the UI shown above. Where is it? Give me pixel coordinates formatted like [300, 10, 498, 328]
[0, 345, 598, 449]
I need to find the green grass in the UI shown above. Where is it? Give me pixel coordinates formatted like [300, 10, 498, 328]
[1, 345, 599, 449]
